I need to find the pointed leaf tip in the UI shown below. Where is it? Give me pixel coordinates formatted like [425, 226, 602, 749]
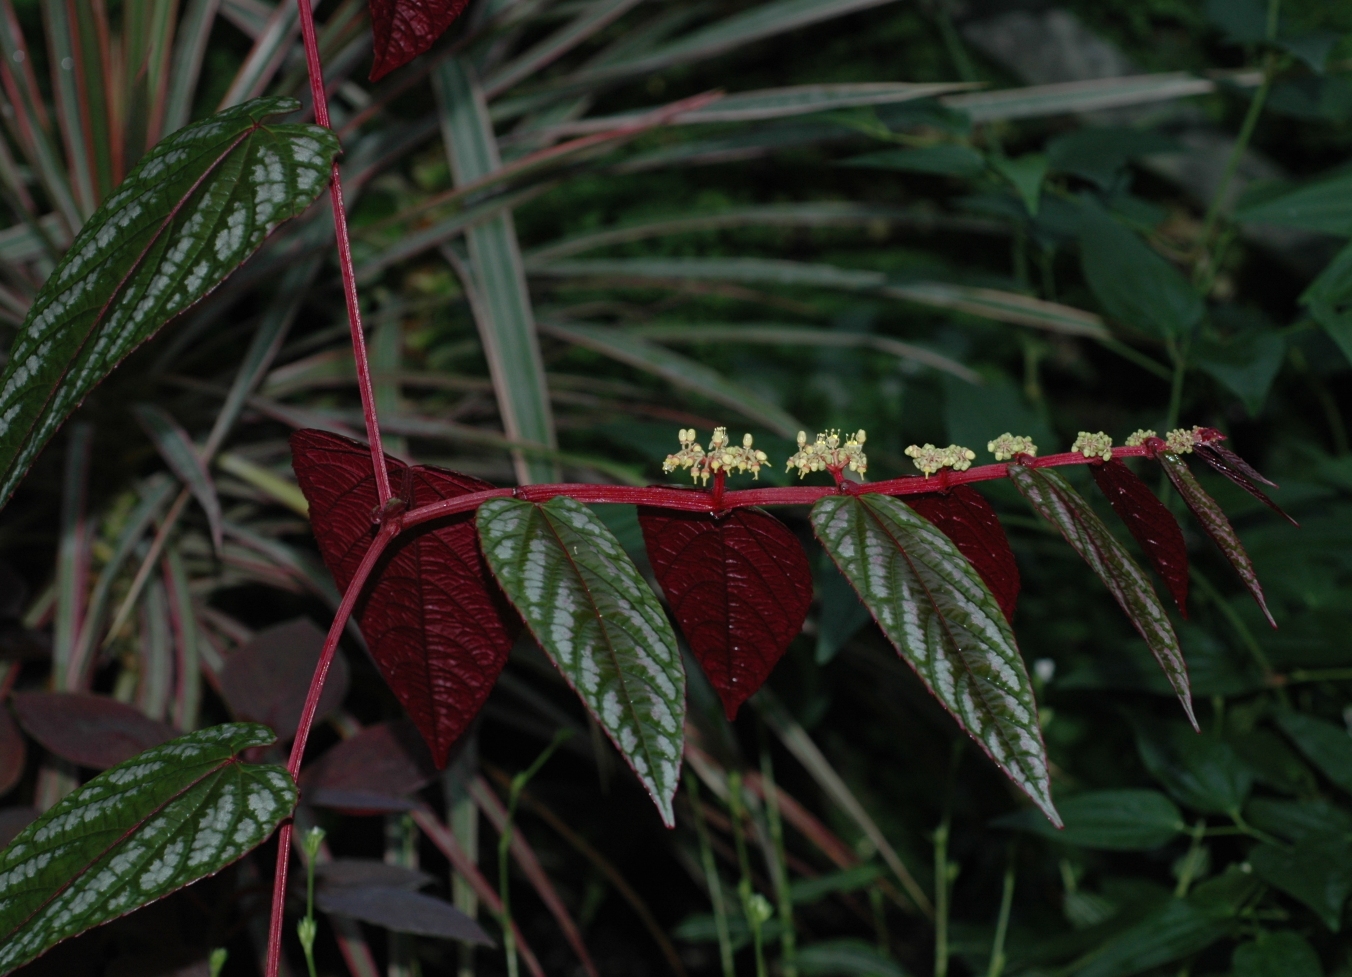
[639, 506, 812, 721]
[369, 0, 473, 81]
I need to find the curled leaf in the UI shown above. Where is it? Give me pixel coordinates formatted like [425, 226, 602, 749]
[1089, 458, 1190, 615]
[906, 485, 1020, 622]
[638, 506, 812, 720]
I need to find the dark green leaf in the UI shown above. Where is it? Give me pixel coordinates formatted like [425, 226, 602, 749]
[1245, 797, 1352, 843]
[1301, 240, 1352, 364]
[814, 551, 871, 665]
[796, 939, 907, 977]
[1204, 0, 1267, 43]
[1046, 127, 1179, 189]
[1274, 710, 1352, 795]
[991, 153, 1047, 215]
[993, 789, 1185, 850]
[841, 145, 985, 177]
[1233, 931, 1324, 977]
[1279, 33, 1340, 74]
[811, 493, 1055, 822]
[788, 864, 884, 904]
[1193, 329, 1286, 417]
[1230, 729, 1318, 795]
[0, 97, 338, 510]
[1008, 465, 1193, 726]
[477, 496, 685, 825]
[1157, 453, 1274, 626]
[1078, 206, 1203, 340]
[1133, 719, 1252, 816]
[1249, 830, 1352, 930]
[1235, 171, 1352, 236]
[0, 724, 295, 974]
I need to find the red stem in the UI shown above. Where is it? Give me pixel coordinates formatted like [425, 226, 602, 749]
[295, 0, 392, 507]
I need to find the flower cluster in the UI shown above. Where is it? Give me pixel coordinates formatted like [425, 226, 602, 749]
[905, 443, 976, 477]
[1125, 428, 1157, 447]
[986, 433, 1038, 461]
[786, 430, 868, 479]
[1071, 431, 1114, 462]
[1124, 426, 1206, 454]
[664, 428, 768, 485]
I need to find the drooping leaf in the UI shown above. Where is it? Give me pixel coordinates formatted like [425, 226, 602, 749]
[638, 506, 812, 720]
[369, 0, 472, 81]
[1191, 433, 1296, 526]
[1089, 459, 1190, 614]
[290, 429, 518, 767]
[906, 486, 1021, 622]
[0, 723, 296, 974]
[1008, 465, 1194, 726]
[1156, 452, 1274, 627]
[301, 719, 438, 813]
[318, 886, 494, 943]
[478, 496, 686, 825]
[811, 493, 1055, 823]
[218, 617, 350, 742]
[0, 97, 339, 512]
[1249, 830, 1352, 931]
[1232, 931, 1324, 977]
[0, 710, 24, 796]
[1133, 719, 1252, 816]
[1274, 710, 1352, 795]
[10, 692, 175, 770]
[993, 789, 1185, 850]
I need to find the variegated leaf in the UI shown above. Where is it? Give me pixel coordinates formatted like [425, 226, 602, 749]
[1007, 465, 1195, 728]
[477, 496, 685, 825]
[811, 493, 1057, 824]
[0, 724, 296, 975]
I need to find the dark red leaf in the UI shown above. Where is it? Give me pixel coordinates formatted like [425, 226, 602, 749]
[638, 506, 812, 720]
[368, 0, 472, 81]
[10, 692, 175, 769]
[0, 806, 35, 848]
[301, 719, 438, 813]
[906, 485, 1021, 623]
[1089, 459, 1190, 616]
[219, 617, 350, 741]
[0, 707, 24, 795]
[1192, 440, 1297, 526]
[291, 429, 518, 766]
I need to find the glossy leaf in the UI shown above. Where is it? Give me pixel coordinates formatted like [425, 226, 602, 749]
[1232, 931, 1324, 977]
[1249, 830, 1352, 931]
[1274, 710, 1352, 795]
[291, 429, 518, 767]
[1008, 465, 1194, 727]
[1089, 459, 1190, 614]
[1133, 719, 1252, 816]
[478, 496, 685, 825]
[0, 723, 296, 974]
[993, 789, 1185, 850]
[301, 719, 438, 813]
[218, 618, 350, 741]
[11, 692, 175, 770]
[318, 886, 493, 943]
[1157, 452, 1274, 627]
[639, 507, 811, 720]
[0, 97, 339, 511]
[370, 0, 472, 81]
[811, 493, 1055, 823]
[906, 486, 1021, 622]
[1191, 435, 1296, 526]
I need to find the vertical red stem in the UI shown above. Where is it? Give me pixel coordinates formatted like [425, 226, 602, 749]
[294, 0, 392, 506]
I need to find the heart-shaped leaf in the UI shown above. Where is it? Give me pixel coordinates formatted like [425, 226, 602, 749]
[906, 485, 1020, 622]
[10, 692, 175, 769]
[0, 97, 338, 511]
[1089, 458, 1190, 614]
[1008, 465, 1195, 728]
[369, 0, 472, 81]
[478, 496, 686, 825]
[1156, 453, 1274, 627]
[638, 506, 812, 720]
[290, 429, 518, 767]
[219, 618, 350, 741]
[811, 493, 1056, 824]
[0, 723, 295, 975]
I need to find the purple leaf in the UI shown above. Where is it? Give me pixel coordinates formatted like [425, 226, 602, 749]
[1090, 459, 1190, 615]
[219, 618, 350, 741]
[301, 719, 438, 814]
[0, 707, 25, 795]
[317, 886, 494, 943]
[317, 858, 434, 891]
[10, 692, 175, 769]
[1192, 437, 1297, 526]
[368, 0, 472, 81]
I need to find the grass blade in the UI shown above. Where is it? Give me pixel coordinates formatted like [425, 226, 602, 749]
[483, 0, 645, 98]
[164, 0, 222, 135]
[882, 282, 1109, 338]
[163, 544, 200, 731]
[941, 73, 1225, 123]
[137, 575, 174, 721]
[133, 403, 224, 553]
[52, 423, 93, 692]
[218, 1, 299, 108]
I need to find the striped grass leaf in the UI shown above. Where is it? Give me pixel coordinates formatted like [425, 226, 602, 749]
[810, 493, 1056, 824]
[1157, 452, 1274, 627]
[477, 496, 685, 825]
[0, 96, 339, 512]
[940, 72, 1219, 124]
[133, 404, 224, 553]
[1007, 465, 1195, 727]
[0, 723, 296, 975]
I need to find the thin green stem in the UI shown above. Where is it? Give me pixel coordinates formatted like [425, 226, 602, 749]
[986, 848, 1016, 977]
[1165, 341, 1189, 432]
[760, 750, 797, 977]
[933, 817, 951, 977]
[728, 772, 768, 977]
[1173, 819, 1208, 898]
[688, 773, 736, 977]
[298, 827, 325, 977]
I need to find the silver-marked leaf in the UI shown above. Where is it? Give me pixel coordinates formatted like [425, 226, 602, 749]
[810, 493, 1056, 824]
[0, 96, 339, 510]
[1157, 452, 1274, 627]
[477, 496, 685, 825]
[0, 723, 296, 975]
[1008, 465, 1195, 729]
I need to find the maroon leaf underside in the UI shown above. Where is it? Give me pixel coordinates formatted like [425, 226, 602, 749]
[1158, 452, 1276, 628]
[638, 507, 813, 720]
[0, 707, 25, 795]
[906, 486, 1021, 623]
[301, 718, 438, 814]
[1192, 442, 1296, 526]
[10, 692, 175, 769]
[291, 429, 518, 766]
[1089, 459, 1190, 616]
[368, 0, 472, 81]
[220, 618, 350, 740]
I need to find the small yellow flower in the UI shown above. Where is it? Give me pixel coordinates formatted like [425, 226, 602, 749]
[1125, 429, 1157, 447]
[786, 429, 868, 479]
[987, 433, 1038, 461]
[1165, 426, 1204, 455]
[905, 443, 974, 477]
[1071, 431, 1113, 462]
[665, 428, 770, 483]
